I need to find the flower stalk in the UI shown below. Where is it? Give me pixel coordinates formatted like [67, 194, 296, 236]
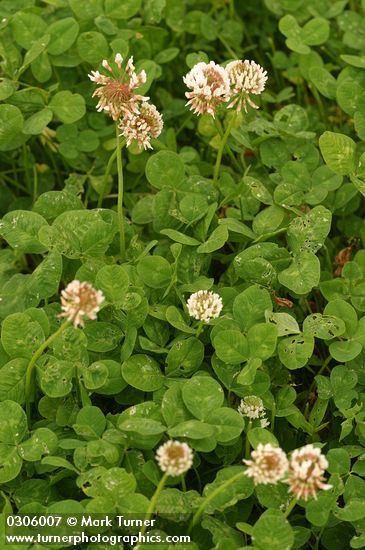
[212, 113, 237, 187]
[116, 126, 126, 262]
[25, 280, 104, 425]
[97, 148, 117, 208]
[139, 472, 168, 539]
[245, 420, 252, 460]
[188, 470, 244, 532]
[89, 53, 163, 261]
[25, 320, 70, 426]
[284, 497, 298, 518]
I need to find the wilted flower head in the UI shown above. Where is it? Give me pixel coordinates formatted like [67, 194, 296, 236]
[243, 444, 288, 485]
[156, 440, 193, 476]
[183, 61, 230, 117]
[260, 417, 270, 428]
[286, 444, 332, 501]
[187, 290, 223, 322]
[59, 280, 104, 328]
[119, 101, 163, 150]
[226, 59, 267, 111]
[88, 53, 148, 120]
[238, 396, 266, 419]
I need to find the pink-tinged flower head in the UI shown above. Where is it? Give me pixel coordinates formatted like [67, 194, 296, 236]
[183, 61, 230, 117]
[119, 101, 163, 150]
[156, 440, 193, 476]
[59, 280, 104, 328]
[286, 444, 332, 501]
[226, 59, 268, 111]
[88, 53, 149, 121]
[243, 444, 288, 485]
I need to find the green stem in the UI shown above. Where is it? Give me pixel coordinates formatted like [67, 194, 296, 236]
[49, 469, 78, 486]
[270, 403, 276, 433]
[218, 35, 238, 58]
[309, 355, 332, 393]
[322, 244, 333, 273]
[188, 471, 244, 532]
[44, 145, 62, 188]
[23, 145, 31, 195]
[245, 420, 252, 459]
[229, 0, 236, 18]
[213, 114, 237, 187]
[25, 321, 71, 426]
[175, 112, 193, 138]
[215, 118, 242, 173]
[195, 321, 205, 338]
[0, 173, 28, 193]
[252, 226, 289, 244]
[251, 134, 277, 148]
[32, 165, 38, 203]
[97, 148, 117, 208]
[116, 126, 126, 262]
[140, 473, 168, 537]
[304, 298, 313, 316]
[314, 527, 325, 550]
[77, 366, 91, 408]
[309, 84, 326, 123]
[284, 498, 298, 518]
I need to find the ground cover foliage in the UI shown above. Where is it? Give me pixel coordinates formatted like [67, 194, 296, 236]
[1, 0, 365, 548]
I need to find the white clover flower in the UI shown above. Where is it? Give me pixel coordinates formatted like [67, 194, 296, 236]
[243, 444, 289, 485]
[260, 417, 270, 429]
[226, 59, 268, 111]
[286, 444, 332, 501]
[238, 396, 266, 419]
[59, 280, 104, 328]
[119, 101, 163, 150]
[88, 53, 148, 120]
[187, 290, 223, 322]
[183, 61, 230, 117]
[156, 440, 193, 477]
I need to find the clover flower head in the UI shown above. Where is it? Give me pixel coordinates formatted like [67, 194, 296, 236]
[243, 444, 289, 485]
[238, 395, 266, 419]
[156, 440, 193, 477]
[183, 61, 230, 117]
[187, 290, 223, 322]
[119, 101, 163, 150]
[59, 280, 104, 328]
[286, 444, 332, 501]
[88, 53, 148, 120]
[226, 59, 268, 111]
